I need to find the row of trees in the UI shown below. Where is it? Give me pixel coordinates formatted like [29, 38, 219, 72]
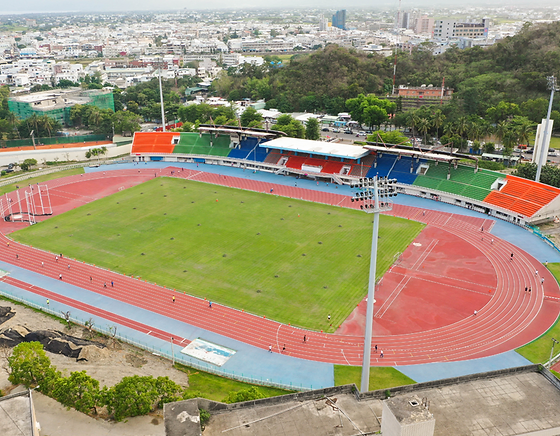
[7, 342, 189, 420]
[391, 101, 539, 156]
[514, 163, 560, 188]
[69, 104, 142, 136]
[7, 341, 270, 421]
[174, 104, 320, 140]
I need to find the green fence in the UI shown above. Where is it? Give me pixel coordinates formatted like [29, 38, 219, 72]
[0, 134, 107, 149]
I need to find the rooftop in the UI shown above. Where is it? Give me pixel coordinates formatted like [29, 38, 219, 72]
[0, 389, 37, 436]
[263, 137, 370, 160]
[164, 367, 560, 436]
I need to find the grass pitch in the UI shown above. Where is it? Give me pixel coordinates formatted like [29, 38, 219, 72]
[13, 177, 423, 331]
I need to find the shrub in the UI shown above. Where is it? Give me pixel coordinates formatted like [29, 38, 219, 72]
[8, 342, 53, 388]
[222, 386, 265, 404]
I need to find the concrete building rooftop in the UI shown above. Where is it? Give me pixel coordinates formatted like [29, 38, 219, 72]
[164, 367, 560, 436]
[0, 390, 37, 436]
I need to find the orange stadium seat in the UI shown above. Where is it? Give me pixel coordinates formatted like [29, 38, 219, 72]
[483, 175, 560, 217]
[131, 132, 177, 154]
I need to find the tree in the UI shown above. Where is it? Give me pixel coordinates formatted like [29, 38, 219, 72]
[483, 142, 496, 154]
[223, 387, 265, 404]
[486, 101, 521, 124]
[367, 130, 410, 145]
[20, 158, 37, 171]
[52, 371, 100, 414]
[274, 115, 305, 138]
[104, 375, 159, 421]
[155, 376, 183, 408]
[8, 342, 52, 388]
[432, 110, 445, 141]
[345, 94, 395, 130]
[113, 111, 142, 135]
[240, 107, 262, 127]
[416, 118, 431, 144]
[305, 117, 320, 140]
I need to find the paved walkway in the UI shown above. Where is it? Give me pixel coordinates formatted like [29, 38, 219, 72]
[0, 161, 556, 388]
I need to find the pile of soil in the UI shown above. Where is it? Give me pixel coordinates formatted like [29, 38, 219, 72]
[0, 321, 109, 361]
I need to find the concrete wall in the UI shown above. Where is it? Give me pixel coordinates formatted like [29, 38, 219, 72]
[0, 143, 131, 167]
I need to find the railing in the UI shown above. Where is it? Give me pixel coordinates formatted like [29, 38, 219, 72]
[0, 134, 107, 148]
[528, 225, 560, 255]
[396, 183, 529, 228]
[0, 287, 312, 392]
[0, 157, 134, 188]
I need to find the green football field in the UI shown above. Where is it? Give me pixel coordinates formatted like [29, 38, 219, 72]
[13, 177, 424, 331]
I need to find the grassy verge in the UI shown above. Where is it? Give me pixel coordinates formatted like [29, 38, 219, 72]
[334, 365, 416, 391]
[174, 363, 293, 401]
[13, 177, 423, 331]
[516, 262, 560, 363]
[531, 135, 560, 149]
[0, 167, 84, 195]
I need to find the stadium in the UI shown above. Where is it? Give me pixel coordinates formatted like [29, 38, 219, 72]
[1, 127, 560, 390]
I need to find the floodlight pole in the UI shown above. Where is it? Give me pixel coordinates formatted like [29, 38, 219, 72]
[536, 76, 557, 182]
[361, 177, 380, 393]
[159, 58, 166, 132]
[351, 176, 396, 393]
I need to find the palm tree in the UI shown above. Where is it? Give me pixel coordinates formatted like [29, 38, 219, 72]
[432, 110, 445, 141]
[516, 122, 534, 149]
[416, 118, 431, 145]
[40, 115, 55, 138]
[455, 116, 469, 139]
[468, 122, 482, 142]
[480, 121, 494, 142]
[88, 108, 102, 128]
[495, 121, 509, 147]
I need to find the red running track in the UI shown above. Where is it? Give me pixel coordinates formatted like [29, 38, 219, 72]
[0, 166, 559, 367]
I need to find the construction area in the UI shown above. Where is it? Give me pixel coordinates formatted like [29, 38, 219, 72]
[7, 88, 114, 126]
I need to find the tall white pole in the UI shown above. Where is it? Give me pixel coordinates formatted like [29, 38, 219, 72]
[159, 60, 166, 132]
[536, 77, 556, 182]
[361, 177, 380, 392]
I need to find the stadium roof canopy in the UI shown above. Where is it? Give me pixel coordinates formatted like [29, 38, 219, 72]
[198, 124, 286, 138]
[365, 144, 473, 163]
[262, 137, 370, 160]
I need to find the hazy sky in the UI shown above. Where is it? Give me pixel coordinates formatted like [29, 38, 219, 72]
[0, 0, 553, 14]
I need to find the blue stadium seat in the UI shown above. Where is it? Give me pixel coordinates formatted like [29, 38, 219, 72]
[366, 154, 397, 178]
[389, 156, 425, 184]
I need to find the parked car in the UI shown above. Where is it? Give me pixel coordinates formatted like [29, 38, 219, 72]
[356, 131, 367, 137]
[321, 127, 330, 132]
[333, 128, 340, 133]
[344, 129, 353, 134]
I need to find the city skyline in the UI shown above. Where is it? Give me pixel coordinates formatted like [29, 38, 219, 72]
[2, 0, 559, 14]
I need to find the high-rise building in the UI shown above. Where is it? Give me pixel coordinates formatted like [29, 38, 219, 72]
[318, 14, 329, 31]
[433, 18, 489, 39]
[399, 12, 410, 29]
[332, 10, 346, 30]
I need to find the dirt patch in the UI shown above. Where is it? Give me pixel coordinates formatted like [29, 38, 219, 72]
[0, 301, 189, 390]
[126, 353, 148, 368]
[538, 221, 560, 247]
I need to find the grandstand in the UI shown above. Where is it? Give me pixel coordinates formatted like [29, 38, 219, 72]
[130, 131, 560, 225]
[412, 162, 502, 201]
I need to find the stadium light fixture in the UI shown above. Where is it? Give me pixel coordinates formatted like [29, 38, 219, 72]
[352, 176, 397, 393]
